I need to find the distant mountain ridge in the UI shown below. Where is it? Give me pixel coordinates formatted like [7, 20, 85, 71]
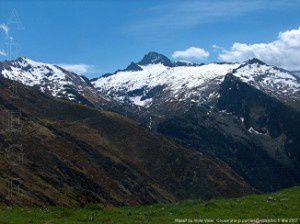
[2, 53, 298, 110]
[0, 57, 107, 107]
[92, 53, 300, 109]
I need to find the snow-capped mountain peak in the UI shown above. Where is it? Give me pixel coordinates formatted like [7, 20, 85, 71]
[0, 57, 103, 106]
[232, 59, 300, 103]
[244, 58, 266, 65]
[93, 58, 240, 107]
[1, 57, 70, 90]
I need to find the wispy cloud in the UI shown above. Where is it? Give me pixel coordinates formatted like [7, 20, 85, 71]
[58, 64, 94, 74]
[0, 24, 9, 57]
[0, 49, 6, 56]
[0, 24, 9, 38]
[217, 27, 300, 70]
[172, 47, 209, 61]
[124, 0, 297, 35]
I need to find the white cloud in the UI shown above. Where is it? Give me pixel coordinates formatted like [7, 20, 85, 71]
[218, 27, 300, 70]
[0, 49, 6, 56]
[58, 64, 93, 74]
[0, 24, 9, 37]
[212, 44, 225, 51]
[172, 47, 210, 60]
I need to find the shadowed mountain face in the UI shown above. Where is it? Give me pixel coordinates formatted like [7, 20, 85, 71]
[0, 77, 254, 207]
[157, 75, 300, 191]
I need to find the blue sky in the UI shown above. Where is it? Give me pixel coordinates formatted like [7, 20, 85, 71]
[0, 0, 300, 78]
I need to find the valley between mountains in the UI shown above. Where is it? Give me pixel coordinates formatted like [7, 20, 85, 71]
[0, 52, 299, 206]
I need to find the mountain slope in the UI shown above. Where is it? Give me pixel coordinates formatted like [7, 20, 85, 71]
[157, 74, 300, 191]
[0, 77, 254, 207]
[92, 52, 300, 192]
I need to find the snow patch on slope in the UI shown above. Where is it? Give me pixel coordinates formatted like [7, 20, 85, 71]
[232, 63, 300, 99]
[248, 127, 266, 135]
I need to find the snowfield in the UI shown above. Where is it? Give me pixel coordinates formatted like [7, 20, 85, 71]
[93, 60, 300, 107]
[93, 63, 240, 106]
[233, 62, 300, 99]
[1, 57, 72, 95]
[0, 57, 93, 101]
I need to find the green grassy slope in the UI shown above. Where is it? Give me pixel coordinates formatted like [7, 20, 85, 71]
[0, 187, 299, 224]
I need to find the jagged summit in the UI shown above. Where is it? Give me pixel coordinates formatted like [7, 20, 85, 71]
[232, 58, 267, 71]
[98, 51, 211, 79]
[15, 56, 28, 61]
[245, 58, 266, 65]
[138, 51, 173, 67]
[124, 62, 143, 71]
[13, 56, 45, 65]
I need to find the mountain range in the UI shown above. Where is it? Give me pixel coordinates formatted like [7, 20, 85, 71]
[91, 52, 300, 192]
[0, 52, 299, 205]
